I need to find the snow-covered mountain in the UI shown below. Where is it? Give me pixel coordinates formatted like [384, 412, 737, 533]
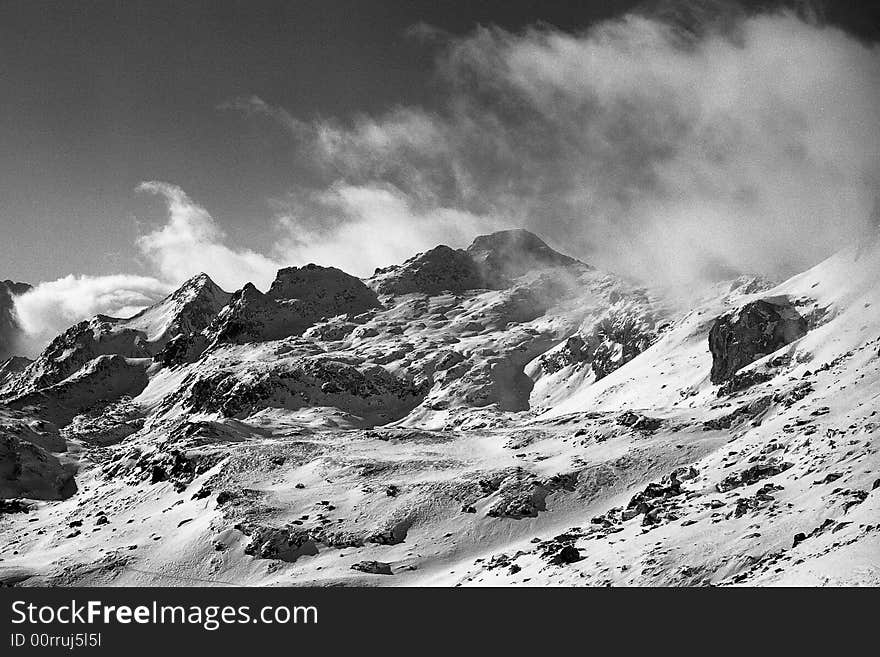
[1, 229, 878, 586]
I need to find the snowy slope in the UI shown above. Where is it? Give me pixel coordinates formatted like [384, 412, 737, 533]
[1, 230, 878, 587]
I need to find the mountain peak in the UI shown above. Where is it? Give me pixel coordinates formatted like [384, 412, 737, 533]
[123, 272, 231, 345]
[267, 264, 380, 315]
[466, 229, 583, 285]
[173, 272, 224, 297]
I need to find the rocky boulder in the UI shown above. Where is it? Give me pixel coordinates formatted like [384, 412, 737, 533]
[708, 298, 807, 384]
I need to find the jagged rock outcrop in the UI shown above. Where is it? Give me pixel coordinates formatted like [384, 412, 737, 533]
[539, 296, 658, 380]
[0, 356, 31, 387]
[0, 434, 76, 500]
[180, 355, 426, 422]
[372, 245, 486, 295]
[584, 306, 658, 381]
[206, 266, 380, 347]
[708, 298, 808, 384]
[0, 280, 31, 360]
[267, 264, 380, 314]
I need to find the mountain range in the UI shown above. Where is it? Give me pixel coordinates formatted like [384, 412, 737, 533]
[1, 228, 878, 586]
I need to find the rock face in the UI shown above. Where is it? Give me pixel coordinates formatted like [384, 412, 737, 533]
[538, 292, 659, 381]
[373, 246, 486, 295]
[267, 264, 380, 316]
[207, 266, 381, 346]
[0, 434, 76, 500]
[708, 298, 807, 384]
[0, 280, 31, 360]
[182, 355, 426, 422]
[0, 356, 31, 387]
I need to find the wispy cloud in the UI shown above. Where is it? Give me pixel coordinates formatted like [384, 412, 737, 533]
[273, 183, 501, 275]
[217, 95, 311, 139]
[136, 181, 281, 290]
[232, 9, 880, 286]
[13, 183, 284, 354]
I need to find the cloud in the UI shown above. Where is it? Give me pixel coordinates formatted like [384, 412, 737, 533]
[136, 181, 281, 290]
[13, 183, 284, 355]
[240, 8, 880, 286]
[217, 95, 310, 138]
[12, 274, 171, 354]
[11, 4, 880, 355]
[273, 183, 502, 276]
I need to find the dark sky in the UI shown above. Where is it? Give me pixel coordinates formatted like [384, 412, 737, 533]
[0, 0, 876, 283]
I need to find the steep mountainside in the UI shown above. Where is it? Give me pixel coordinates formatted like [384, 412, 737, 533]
[0, 230, 877, 587]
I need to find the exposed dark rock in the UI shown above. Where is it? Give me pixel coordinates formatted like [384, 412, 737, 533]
[267, 264, 380, 316]
[549, 545, 582, 565]
[703, 396, 772, 430]
[540, 301, 658, 380]
[9, 274, 228, 391]
[367, 523, 409, 545]
[182, 356, 426, 420]
[774, 381, 813, 407]
[102, 446, 221, 491]
[717, 370, 774, 397]
[373, 245, 485, 295]
[207, 267, 380, 346]
[302, 321, 358, 342]
[236, 522, 319, 562]
[587, 309, 657, 381]
[708, 298, 807, 384]
[539, 336, 588, 374]
[350, 560, 393, 575]
[716, 461, 793, 493]
[617, 411, 663, 432]
[0, 498, 32, 514]
[154, 332, 208, 368]
[0, 356, 32, 387]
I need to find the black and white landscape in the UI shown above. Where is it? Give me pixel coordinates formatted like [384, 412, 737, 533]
[1, 1, 879, 587]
